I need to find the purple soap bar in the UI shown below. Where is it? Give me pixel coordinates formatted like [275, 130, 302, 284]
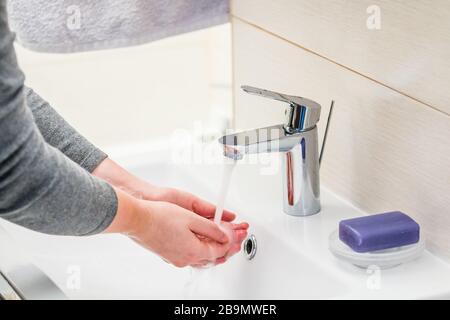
[339, 211, 420, 253]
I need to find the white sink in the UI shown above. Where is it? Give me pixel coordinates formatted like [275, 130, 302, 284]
[1, 142, 450, 299]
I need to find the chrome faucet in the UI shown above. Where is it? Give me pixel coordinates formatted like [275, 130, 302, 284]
[219, 86, 322, 216]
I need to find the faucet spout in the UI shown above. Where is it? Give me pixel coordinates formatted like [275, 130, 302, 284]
[219, 124, 316, 157]
[222, 145, 244, 161]
[218, 85, 322, 217]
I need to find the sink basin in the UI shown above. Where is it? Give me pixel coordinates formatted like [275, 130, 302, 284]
[1, 142, 450, 299]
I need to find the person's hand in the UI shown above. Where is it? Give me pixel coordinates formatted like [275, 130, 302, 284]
[203, 221, 249, 266]
[105, 188, 248, 268]
[150, 187, 238, 223]
[93, 158, 238, 222]
[132, 201, 248, 267]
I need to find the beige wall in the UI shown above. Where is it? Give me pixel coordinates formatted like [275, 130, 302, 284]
[16, 24, 232, 149]
[231, 1, 450, 260]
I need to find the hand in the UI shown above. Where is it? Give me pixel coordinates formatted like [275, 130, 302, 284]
[105, 189, 248, 267]
[93, 158, 238, 222]
[202, 221, 249, 266]
[152, 187, 238, 223]
[132, 202, 248, 268]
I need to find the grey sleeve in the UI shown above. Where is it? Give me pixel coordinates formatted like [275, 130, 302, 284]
[0, 1, 118, 236]
[24, 87, 107, 173]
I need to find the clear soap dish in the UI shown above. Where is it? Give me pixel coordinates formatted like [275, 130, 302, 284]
[328, 230, 425, 269]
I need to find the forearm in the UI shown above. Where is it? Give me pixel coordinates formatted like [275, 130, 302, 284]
[25, 87, 107, 172]
[0, 134, 118, 236]
[0, 1, 117, 236]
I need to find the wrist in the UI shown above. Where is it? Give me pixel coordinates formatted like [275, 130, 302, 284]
[103, 187, 144, 235]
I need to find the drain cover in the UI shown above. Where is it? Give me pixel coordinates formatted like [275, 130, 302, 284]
[243, 235, 257, 260]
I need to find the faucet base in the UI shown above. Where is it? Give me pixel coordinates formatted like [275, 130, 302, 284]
[283, 204, 321, 217]
[281, 126, 321, 216]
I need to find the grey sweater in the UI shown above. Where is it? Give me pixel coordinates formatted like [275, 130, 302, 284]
[0, 0, 118, 236]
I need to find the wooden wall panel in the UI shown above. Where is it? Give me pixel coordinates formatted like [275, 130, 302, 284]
[231, 0, 450, 115]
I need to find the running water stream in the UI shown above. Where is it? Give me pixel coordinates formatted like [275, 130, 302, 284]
[184, 158, 237, 298]
[213, 159, 237, 225]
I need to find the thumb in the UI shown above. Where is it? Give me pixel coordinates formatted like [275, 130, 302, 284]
[189, 215, 229, 244]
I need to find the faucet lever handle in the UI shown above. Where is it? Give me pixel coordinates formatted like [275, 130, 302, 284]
[241, 85, 322, 133]
[242, 85, 320, 110]
[241, 85, 297, 105]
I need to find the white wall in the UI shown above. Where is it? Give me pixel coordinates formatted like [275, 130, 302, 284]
[15, 24, 232, 149]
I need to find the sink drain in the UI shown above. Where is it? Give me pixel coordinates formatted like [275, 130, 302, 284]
[243, 235, 257, 260]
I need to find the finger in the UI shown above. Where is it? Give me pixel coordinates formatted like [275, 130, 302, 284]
[220, 210, 237, 222]
[214, 257, 227, 265]
[170, 189, 236, 222]
[231, 222, 249, 230]
[161, 189, 204, 215]
[212, 231, 248, 264]
[211, 238, 247, 265]
[197, 230, 246, 263]
[191, 198, 236, 222]
[196, 239, 230, 261]
[220, 221, 248, 231]
[229, 243, 242, 255]
[234, 229, 248, 242]
[206, 211, 237, 222]
[191, 260, 213, 268]
[195, 229, 247, 243]
[189, 216, 229, 244]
